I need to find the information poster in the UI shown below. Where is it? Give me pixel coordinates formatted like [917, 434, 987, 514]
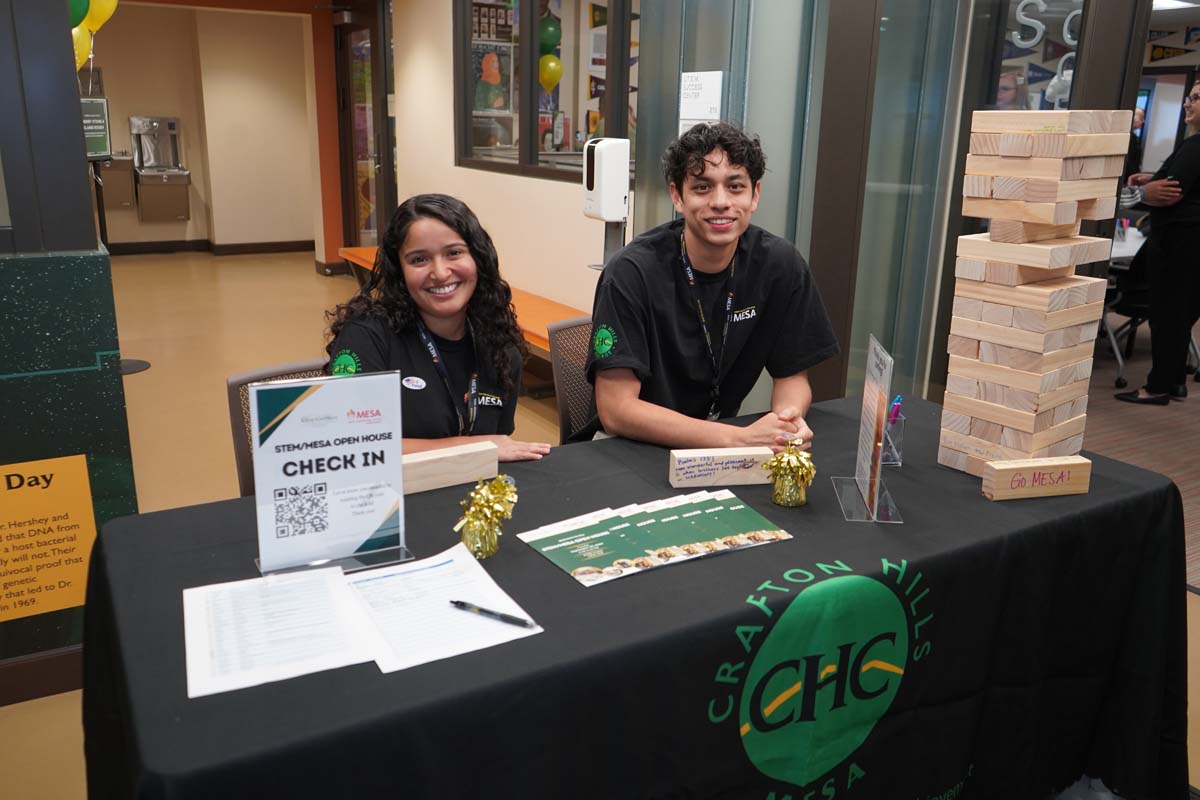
[250, 372, 404, 573]
[519, 490, 791, 587]
[678, 70, 723, 136]
[855, 336, 894, 517]
[80, 97, 111, 160]
[0, 454, 96, 623]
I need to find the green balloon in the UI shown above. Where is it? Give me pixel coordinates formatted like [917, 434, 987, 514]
[538, 15, 561, 56]
[68, 0, 90, 28]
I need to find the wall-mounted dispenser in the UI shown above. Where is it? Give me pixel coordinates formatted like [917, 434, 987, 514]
[129, 115, 191, 223]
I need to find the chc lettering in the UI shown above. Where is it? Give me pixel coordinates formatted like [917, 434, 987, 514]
[4, 472, 54, 490]
[282, 450, 384, 476]
[1009, 469, 1071, 490]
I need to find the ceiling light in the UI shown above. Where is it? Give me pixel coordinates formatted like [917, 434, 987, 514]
[1152, 0, 1197, 10]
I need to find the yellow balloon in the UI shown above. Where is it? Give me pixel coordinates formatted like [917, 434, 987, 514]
[538, 54, 562, 93]
[82, 0, 118, 34]
[72, 25, 91, 72]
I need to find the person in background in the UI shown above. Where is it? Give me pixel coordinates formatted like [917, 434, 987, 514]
[1123, 107, 1145, 185]
[586, 122, 839, 451]
[995, 67, 1028, 110]
[1116, 83, 1200, 405]
[326, 193, 553, 459]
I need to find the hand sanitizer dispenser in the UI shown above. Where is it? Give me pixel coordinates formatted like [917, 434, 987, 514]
[583, 138, 629, 222]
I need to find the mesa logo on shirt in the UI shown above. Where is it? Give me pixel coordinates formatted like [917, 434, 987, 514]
[478, 393, 504, 407]
[732, 306, 757, 323]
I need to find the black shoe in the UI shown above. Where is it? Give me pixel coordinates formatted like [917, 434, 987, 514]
[1115, 390, 1170, 405]
[1169, 384, 1187, 400]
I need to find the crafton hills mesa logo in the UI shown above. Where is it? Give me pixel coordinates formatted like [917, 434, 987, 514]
[704, 557, 935, 798]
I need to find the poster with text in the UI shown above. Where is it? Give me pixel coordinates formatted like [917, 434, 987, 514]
[0, 454, 96, 623]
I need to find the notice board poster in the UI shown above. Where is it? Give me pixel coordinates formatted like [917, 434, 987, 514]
[0, 454, 96, 623]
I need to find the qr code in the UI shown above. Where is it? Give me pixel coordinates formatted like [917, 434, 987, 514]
[273, 483, 329, 538]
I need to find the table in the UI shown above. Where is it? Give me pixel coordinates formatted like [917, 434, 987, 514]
[83, 398, 1188, 799]
[337, 245, 586, 358]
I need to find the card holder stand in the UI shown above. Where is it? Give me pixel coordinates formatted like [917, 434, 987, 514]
[256, 545, 414, 576]
[882, 414, 905, 467]
[830, 476, 903, 524]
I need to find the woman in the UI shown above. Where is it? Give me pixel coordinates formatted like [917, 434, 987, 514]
[326, 194, 552, 460]
[1116, 83, 1200, 405]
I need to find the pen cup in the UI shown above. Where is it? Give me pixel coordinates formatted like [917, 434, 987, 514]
[882, 413, 904, 467]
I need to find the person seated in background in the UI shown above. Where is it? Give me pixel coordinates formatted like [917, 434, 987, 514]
[586, 122, 839, 452]
[325, 193, 552, 461]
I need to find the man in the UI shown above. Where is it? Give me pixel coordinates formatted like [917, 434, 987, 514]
[585, 122, 838, 451]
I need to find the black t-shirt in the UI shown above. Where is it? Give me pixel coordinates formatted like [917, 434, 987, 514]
[1151, 133, 1200, 230]
[327, 317, 520, 439]
[586, 220, 839, 420]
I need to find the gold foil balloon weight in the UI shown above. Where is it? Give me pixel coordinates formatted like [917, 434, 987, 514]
[454, 475, 518, 559]
[764, 440, 816, 508]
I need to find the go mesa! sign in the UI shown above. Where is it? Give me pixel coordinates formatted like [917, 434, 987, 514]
[704, 558, 936, 798]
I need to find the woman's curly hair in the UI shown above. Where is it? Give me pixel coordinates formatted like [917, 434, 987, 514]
[326, 194, 526, 395]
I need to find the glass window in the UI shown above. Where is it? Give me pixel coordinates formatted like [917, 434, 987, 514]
[998, 0, 1085, 110]
[468, 1, 520, 164]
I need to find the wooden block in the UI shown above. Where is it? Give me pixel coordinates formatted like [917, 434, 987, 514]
[1011, 301, 1104, 333]
[978, 341, 1093, 374]
[1076, 195, 1118, 221]
[952, 295, 983, 320]
[980, 302, 1015, 327]
[946, 374, 979, 399]
[962, 174, 993, 198]
[955, 257, 986, 280]
[941, 409, 972, 435]
[999, 132, 1130, 158]
[977, 380, 1007, 405]
[982, 455, 1091, 501]
[1068, 394, 1088, 418]
[940, 428, 1026, 462]
[951, 316, 1058, 354]
[970, 417, 1005, 443]
[991, 176, 1119, 203]
[944, 392, 1059, 434]
[1043, 433, 1084, 458]
[402, 441, 498, 495]
[999, 412, 1087, 451]
[962, 197, 1078, 225]
[1003, 378, 1090, 414]
[947, 334, 979, 358]
[965, 154, 1123, 181]
[989, 220, 1081, 244]
[954, 275, 1105, 312]
[938, 445, 987, 478]
[971, 110, 1131, 134]
[957, 233, 1112, 269]
[668, 447, 774, 488]
[983, 262, 1075, 286]
[948, 354, 1092, 394]
[970, 132, 1002, 154]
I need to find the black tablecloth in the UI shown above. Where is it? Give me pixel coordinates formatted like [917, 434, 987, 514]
[82, 398, 1188, 800]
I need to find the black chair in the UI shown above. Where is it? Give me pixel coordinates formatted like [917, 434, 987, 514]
[547, 315, 598, 444]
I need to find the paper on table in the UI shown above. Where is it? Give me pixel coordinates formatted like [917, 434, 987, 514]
[346, 542, 542, 673]
[182, 567, 374, 699]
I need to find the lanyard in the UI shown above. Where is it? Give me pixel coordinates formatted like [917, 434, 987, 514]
[679, 234, 736, 421]
[414, 319, 479, 436]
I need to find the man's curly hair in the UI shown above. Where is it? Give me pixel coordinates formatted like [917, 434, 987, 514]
[326, 194, 526, 395]
[662, 122, 766, 192]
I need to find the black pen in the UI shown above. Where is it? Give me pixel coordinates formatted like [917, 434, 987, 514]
[450, 600, 536, 628]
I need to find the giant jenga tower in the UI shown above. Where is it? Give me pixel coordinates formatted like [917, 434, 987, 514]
[938, 109, 1132, 477]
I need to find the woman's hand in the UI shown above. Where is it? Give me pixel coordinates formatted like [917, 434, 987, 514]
[483, 435, 552, 461]
[737, 412, 802, 453]
[1126, 172, 1154, 188]
[1141, 178, 1182, 206]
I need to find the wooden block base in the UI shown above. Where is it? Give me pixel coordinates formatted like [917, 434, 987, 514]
[402, 441, 498, 494]
[982, 455, 1091, 500]
[668, 447, 774, 488]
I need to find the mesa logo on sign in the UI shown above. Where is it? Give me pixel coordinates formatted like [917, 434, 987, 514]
[704, 558, 935, 798]
[345, 408, 383, 423]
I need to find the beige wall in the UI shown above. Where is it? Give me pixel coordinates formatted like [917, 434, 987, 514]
[195, 10, 314, 246]
[92, 4, 315, 248]
[393, 0, 606, 311]
[93, 4, 212, 243]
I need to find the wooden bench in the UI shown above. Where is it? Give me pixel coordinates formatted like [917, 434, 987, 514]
[338, 246, 586, 360]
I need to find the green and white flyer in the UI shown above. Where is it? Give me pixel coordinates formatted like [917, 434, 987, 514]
[518, 490, 791, 586]
[250, 372, 404, 572]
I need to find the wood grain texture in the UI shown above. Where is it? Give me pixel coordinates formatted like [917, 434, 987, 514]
[1011, 300, 1104, 333]
[402, 441, 498, 495]
[982, 455, 1091, 501]
[947, 334, 980, 358]
[957, 233, 1111, 269]
[962, 175, 993, 198]
[952, 296, 983, 320]
[951, 316, 1057, 353]
[970, 132, 1002, 154]
[989, 219, 1081, 244]
[971, 109, 1131, 134]
[940, 408, 973, 435]
[998, 132, 1129, 158]
[954, 275, 1104, 312]
[1002, 378, 1091, 414]
[937, 445, 987, 477]
[947, 354, 1093, 394]
[981, 302, 1016, 327]
[944, 392, 1058, 434]
[962, 197, 1078, 225]
[1076, 195, 1118, 221]
[999, 412, 1087, 451]
[940, 428, 1027, 462]
[668, 447, 774, 488]
[983, 262, 1076, 286]
[965, 154, 1122, 181]
[954, 257, 987, 280]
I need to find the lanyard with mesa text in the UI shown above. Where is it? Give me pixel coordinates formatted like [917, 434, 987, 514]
[414, 318, 479, 435]
[679, 233, 736, 421]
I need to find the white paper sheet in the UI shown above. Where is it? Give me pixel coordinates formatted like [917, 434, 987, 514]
[182, 567, 374, 698]
[346, 543, 542, 673]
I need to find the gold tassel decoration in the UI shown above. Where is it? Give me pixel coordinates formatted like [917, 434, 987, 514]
[763, 441, 816, 507]
[453, 475, 518, 559]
